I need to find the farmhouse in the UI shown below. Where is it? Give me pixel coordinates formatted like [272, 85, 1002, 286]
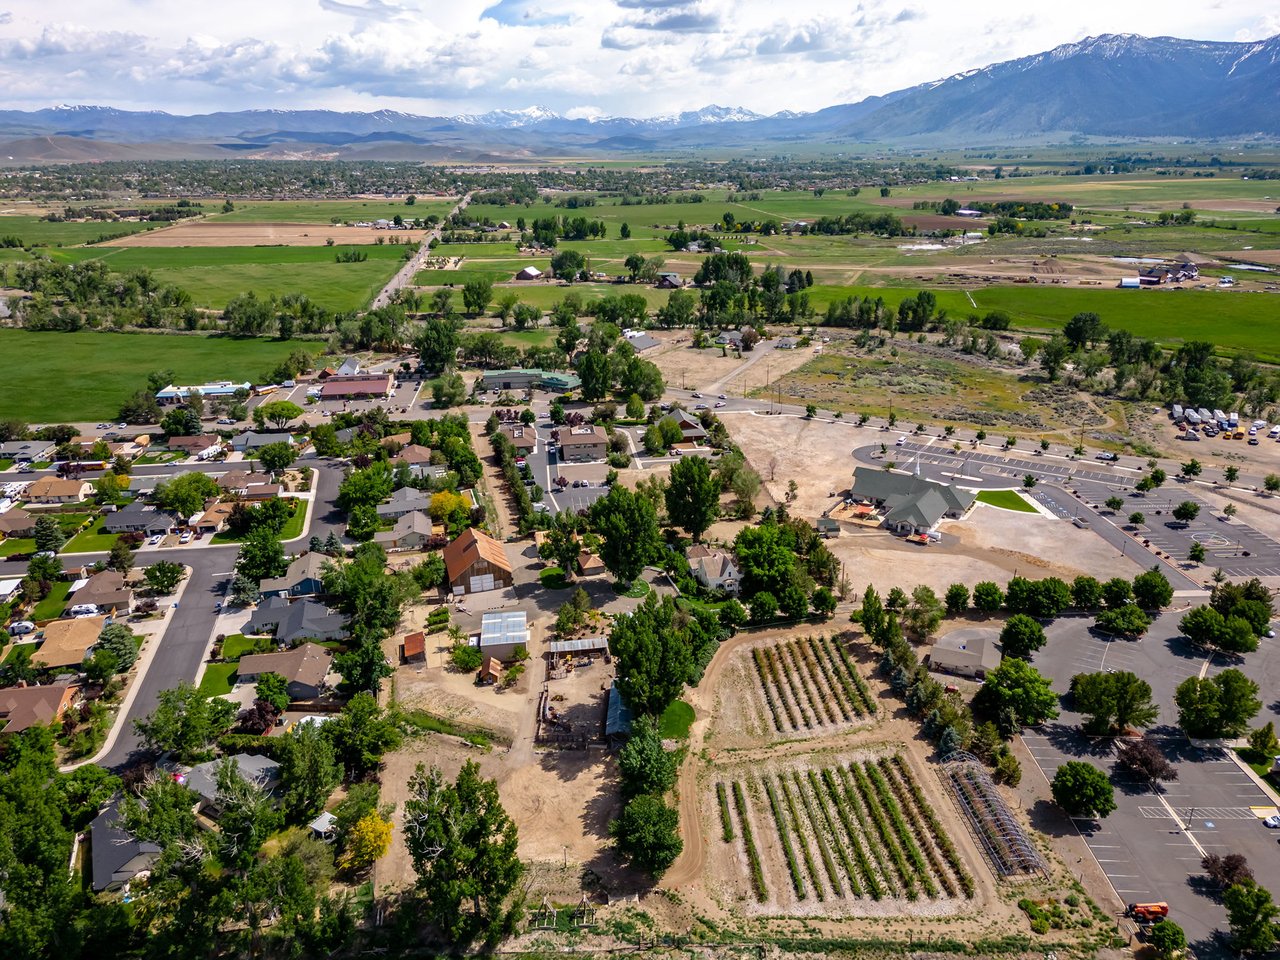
[0, 682, 81, 734]
[443, 527, 513, 595]
[237, 643, 334, 700]
[259, 552, 328, 599]
[377, 486, 432, 520]
[373, 510, 437, 552]
[0, 507, 36, 537]
[34, 616, 106, 671]
[623, 330, 661, 352]
[245, 596, 346, 645]
[90, 798, 161, 892]
[557, 425, 608, 462]
[69, 571, 133, 616]
[318, 373, 394, 400]
[685, 544, 741, 594]
[850, 466, 975, 536]
[474, 610, 530, 662]
[927, 629, 1001, 680]
[25, 477, 91, 504]
[715, 329, 744, 348]
[102, 502, 176, 536]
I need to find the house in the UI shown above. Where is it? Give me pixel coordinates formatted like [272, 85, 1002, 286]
[164, 435, 223, 460]
[336, 356, 362, 377]
[237, 643, 334, 700]
[715, 329, 744, 348]
[181, 754, 281, 815]
[259, 553, 329, 599]
[193, 500, 236, 535]
[557, 425, 608, 462]
[240, 484, 282, 502]
[850, 466, 976, 536]
[927, 630, 1001, 680]
[90, 797, 161, 892]
[480, 369, 582, 392]
[379, 432, 412, 450]
[319, 374, 394, 400]
[309, 810, 338, 842]
[216, 470, 272, 494]
[0, 682, 81, 733]
[70, 571, 133, 616]
[656, 273, 682, 289]
[776, 337, 798, 350]
[232, 432, 296, 455]
[0, 440, 54, 462]
[377, 486, 433, 520]
[102, 502, 176, 536]
[816, 517, 841, 538]
[475, 610, 529, 662]
[245, 597, 346, 646]
[577, 550, 606, 578]
[374, 510, 437, 552]
[499, 423, 537, 453]
[0, 577, 21, 603]
[0, 507, 35, 537]
[155, 381, 250, 404]
[402, 631, 426, 664]
[34, 616, 105, 671]
[623, 330, 661, 352]
[686, 544, 741, 594]
[390, 444, 440, 478]
[25, 477, 92, 504]
[514, 265, 543, 281]
[443, 527, 513, 595]
[664, 409, 708, 443]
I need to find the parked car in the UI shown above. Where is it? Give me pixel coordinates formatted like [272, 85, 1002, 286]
[896, 436, 907, 446]
[179, 531, 193, 544]
[33, 550, 56, 559]
[1095, 452, 1119, 461]
[1265, 815, 1280, 828]
[8, 621, 35, 636]
[148, 534, 163, 545]
[217, 417, 235, 425]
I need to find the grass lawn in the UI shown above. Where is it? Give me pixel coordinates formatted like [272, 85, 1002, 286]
[0, 536, 35, 557]
[0, 331, 320, 422]
[210, 499, 306, 544]
[658, 700, 695, 740]
[198, 662, 238, 697]
[539, 567, 569, 590]
[63, 516, 120, 553]
[0, 459, 12, 471]
[0, 215, 160, 246]
[220, 634, 262, 660]
[616, 579, 651, 599]
[135, 451, 185, 465]
[976, 489, 1039, 513]
[32, 581, 73, 621]
[148, 258, 403, 312]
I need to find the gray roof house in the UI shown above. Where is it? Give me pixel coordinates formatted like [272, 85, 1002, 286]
[259, 553, 329, 599]
[90, 797, 161, 892]
[0, 440, 55, 462]
[376, 486, 433, 519]
[237, 642, 334, 700]
[664, 409, 708, 442]
[851, 466, 976, 535]
[181, 754, 281, 816]
[927, 630, 1001, 680]
[231, 431, 296, 454]
[714, 329, 744, 347]
[685, 544, 740, 595]
[102, 501, 178, 535]
[373, 510, 437, 552]
[246, 597, 346, 646]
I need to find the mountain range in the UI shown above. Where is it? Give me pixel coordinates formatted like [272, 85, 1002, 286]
[0, 33, 1276, 161]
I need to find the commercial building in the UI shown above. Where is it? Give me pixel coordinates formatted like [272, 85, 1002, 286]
[556, 425, 608, 462]
[155, 381, 251, 404]
[850, 466, 976, 536]
[474, 610, 530, 662]
[318, 374, 394, 400]
[480, 369, 581, 392]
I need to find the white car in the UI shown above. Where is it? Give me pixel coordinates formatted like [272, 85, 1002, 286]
[896, 436, 907, 446]
[179, 531, 193, 544]
[1264, 815, 1280, 828]
[715, 401, 726, 408]
[718, 394, 727, 400]
[148, 534, 163, 545]
[217, 417, 235, 425]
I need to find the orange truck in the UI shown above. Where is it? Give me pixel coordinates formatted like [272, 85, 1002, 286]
[1127, 902, 1170, 922]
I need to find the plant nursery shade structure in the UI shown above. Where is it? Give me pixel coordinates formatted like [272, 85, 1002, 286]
[942, 751, 1046, 877]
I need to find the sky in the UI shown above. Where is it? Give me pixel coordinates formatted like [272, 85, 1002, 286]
[0, 1, 1276, 118]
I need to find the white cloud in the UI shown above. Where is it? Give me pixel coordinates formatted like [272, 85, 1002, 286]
[0, 1, 1268, 116]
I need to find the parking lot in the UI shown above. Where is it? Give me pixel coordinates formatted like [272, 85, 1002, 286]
[1023, 614, 1280, 954]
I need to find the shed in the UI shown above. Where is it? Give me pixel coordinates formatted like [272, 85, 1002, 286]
[402, 631, 426, 664]
[478, 657, 503, 685]
[514, 266, 543, 281]
[605, 680, 634, 748]
[476, 610, 529, 662]
[546, 637, 608, 657]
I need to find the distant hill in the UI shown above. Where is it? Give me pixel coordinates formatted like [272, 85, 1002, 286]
[0, 33, 1275, 159]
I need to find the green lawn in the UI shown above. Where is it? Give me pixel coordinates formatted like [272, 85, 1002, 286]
[539, 567, 569, 590]
[210, 499, 306, 544]
[220, 634, 262, 659]
[658, 699, 695, 740]
[0, 536, 35, 557]
[63, 516, 120, 553]
[976, 489, 1038, 513]
[53, 243, 411, 270]
[147, 259, 403, 312]
[198, 662, 238, 696]
[32, 581, 73, 621]
[135, 451, 185, 465]
[0, 331, 322, 422]
[0, 215, 160, 246]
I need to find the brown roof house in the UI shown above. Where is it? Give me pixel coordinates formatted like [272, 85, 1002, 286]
[577, 550, 606, 578]
[499, 423, 537, 453]
[216, 470, 272, 494]
[236, 642, 334, 700]
[0, 682, 81, 733]
[443, 527, 513, 595]
[70, 571, 133, 616]
[25, 477, 92, 504]
[165, 435, 223, 459]
[373, 510, 437, 552]
[0, 507, 36, 537]
[193, 500, 236, 535]
[391, 444, 446, 479]
[557, 425, 608, 462]
[686, 544, 741, 595]
[35, 615, 106, 671]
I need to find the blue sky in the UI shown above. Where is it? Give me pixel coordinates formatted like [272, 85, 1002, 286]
[0, 1, 1274, 116]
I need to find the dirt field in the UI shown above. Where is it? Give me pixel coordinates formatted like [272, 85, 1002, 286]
[647, 334, 814, 396]
[101, 221, 429, 247]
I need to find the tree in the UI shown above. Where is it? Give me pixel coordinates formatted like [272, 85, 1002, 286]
[1250, 721, 1280, 756]
[999, 614, 1047, 660]
[1115, 736, 1177, 782]
[976, 658, 1058, 727]
[213, 756, 281, 867]
[1224, 466, 1240, 485]
[1172, 500, 1200, 524]
[617, 716, 677, 798]
[279, 719, 341, 821]
[1095, 603, 1152, 638]
[1072, 575, 1104, 610]
[1181, 458, 1202, 478]
[1050, 761, 1116, 818]
[337, 812, 392, 875]
[32, 515, 67, 554]
[154, 471, 219, 517]
[1180, 605, 1258, 654]
[861, 585, 886, 639]
[1147, 919, 1187, 960]
[1189, 542, 1207, 564]
[972, 581, 1003, 614]
[257, 400, 303, 430]
[235, 526, 287, 583]
[404, 761, 524, 944]
[145, 560, 186, 594]
[106, 540, 135, 574]
[609, 594, 694, 718]
[255, 672, 291, 713]
[944, 583, 969, 615]
[551, 249, 586, 281]
[1133, 568, 1173, 610]
[590, 485, 660, 586]
[415, 318, 459, 375]
[1104, 496, 1125, 513]
[1101, 576, 1133, 608]
[1204, 853, 1256, 890]
[461, 278, 494, 317]
[1225, 881, 1280, 954]
[326, 692, 400, 778]
[1071, 670, 1159, 735]
[611, 793, 682, 877]
[811, 586, 837, 618]
[1064, 311, 1105, 350]
[1129, 511, 1146, 526]
[734, 522, 796, 599]
[1175, 669, 1261, 739]
[1267, 474, 1280, 496]
[903, 584, 944, 639]
[257, 441, 296, 475]
[133, 681, 237, 762]
[665, 456, 720, 542]
[96, 622, 139, 671]
[1039, 335, 1074, 381]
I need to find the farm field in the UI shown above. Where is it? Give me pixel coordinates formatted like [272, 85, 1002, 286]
[209, 198, 458, 224]
[99, 221, 428, 247]
[747, 635, 876, 738]
[0, 330, 321, 422]
[0, 215, 161, 246]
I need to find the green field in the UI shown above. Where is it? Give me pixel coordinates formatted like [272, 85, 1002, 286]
[53, 243, 411, 269]
[63, 517, 121, 554]
[32, 581, 72, 621]
[976, 489, 1038, 513]
[0, 215, 162, 246]
[212, 198, 458, 224]
[0, 330, 323, 422]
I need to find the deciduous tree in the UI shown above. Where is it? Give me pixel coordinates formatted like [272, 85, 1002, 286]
[1050, 760, 1115, 818]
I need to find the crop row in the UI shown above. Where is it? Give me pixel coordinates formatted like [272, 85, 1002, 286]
[751, 648, 786, 732]
[750, 636, 876, 734]
[887, 755, 975, 898]
[764, 778, 807, 899]
[717, 782, 734, 842]
[817, 634, 877, 714]
[862, 761, 939, 897]
[844, 764, 919, 900]
[731, 781, 768, 902]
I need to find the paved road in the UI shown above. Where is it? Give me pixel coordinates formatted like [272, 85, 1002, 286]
[369, 193, 470, 310]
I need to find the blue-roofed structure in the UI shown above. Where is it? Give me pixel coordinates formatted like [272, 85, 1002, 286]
[605, 680, 633, 747]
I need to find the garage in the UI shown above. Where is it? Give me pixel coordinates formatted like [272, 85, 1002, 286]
[469, 574, 495, 593]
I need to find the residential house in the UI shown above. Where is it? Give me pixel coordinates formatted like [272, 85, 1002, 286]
[319, 374, 394, 400]
[239, 484, 282, 501]
[927, 631, 1001, 680]
[0, 682, 81, 733]
[776, 337, 798, 349]
[0, 578, 20, 603]
[664, 409, 708, 443]
[373, 511, 437, 552]
[102, 502, 176, 536]
[623, 331, 661, 352]
[336, 357, 362, 377]
[237, 643, 334, 700]
[0, 440, 54, 462]
[379, 432, 412, 450]
[34, 616, 105, 671]
[164, 435, 223, 460]
[24, 477, 91, 504]
[656, 273, 682, 289]
[0, 507, 35, 537]
[181, 754, 280, 816]
[377, 486, 433, 520]
[192, 500, 236, 535]
[232, 432, 296, 455]
[90, 797, 161, 892]
[714, 329, 744, 348]
[216, 470, 272, 494]
[69, 571, 133, 616]
[475, 610, 529, 662]
[259, 553, 328, 599]
[498, 423, 537, 454]
[443, 527, 513, 595]
[557, 425, 608, 462]
[245, 597, 346, 645]
[401, 631, 426, 664]
[686, 544, 741, 594]
[850, 466, 976, 536]
[390, 444, 445, 478]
